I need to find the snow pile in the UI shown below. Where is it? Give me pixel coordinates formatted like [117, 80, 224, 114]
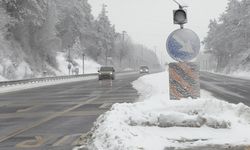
[56, 52, 100, 75]
[81, 72, 250, 150]
[230, 70, 250, 80]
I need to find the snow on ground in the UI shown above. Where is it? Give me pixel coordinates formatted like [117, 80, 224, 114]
[0, 59, 33, 80]
[0, 75, 7, 81]
[230, 70, 250, 80]
[123, 68, 134, 71]
[56, 52, 100, 75]
[209, 70, 250, 80]
[79, 71, 250, 150]
[15, 61, 33, 79]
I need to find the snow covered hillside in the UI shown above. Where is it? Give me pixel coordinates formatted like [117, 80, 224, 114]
[78, 72, 250, 150]
[56, 52, 100, 75]
[0, 52, 100, 82]
[0, 0, 160, 82]
[0, 59, 34, 81]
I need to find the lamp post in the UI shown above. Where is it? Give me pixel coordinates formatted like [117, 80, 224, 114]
[82, 53, 85, 74]
[68, 45, 71, 75]
[120, 31, 126, 67]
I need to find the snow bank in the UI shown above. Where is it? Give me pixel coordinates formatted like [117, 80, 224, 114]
[81, 72, 250, 150]
[230, 70, 250, 80]
[0, 75, 7, 81]
[209, 70, 250, 80]
[0, 75, 96, 94]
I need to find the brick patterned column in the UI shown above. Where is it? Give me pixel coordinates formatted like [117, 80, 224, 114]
[169, 62, 200, 100]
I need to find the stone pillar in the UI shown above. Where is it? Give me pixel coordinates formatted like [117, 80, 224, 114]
[169, 62, 200, 100]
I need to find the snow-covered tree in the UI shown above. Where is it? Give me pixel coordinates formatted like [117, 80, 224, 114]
[204, 0, 250, 72]
[0, 0, 160, 79]
[95, 4, 116, 65]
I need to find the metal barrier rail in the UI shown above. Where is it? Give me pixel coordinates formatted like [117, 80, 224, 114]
[0, 73, 98, 87]
[0, 70, 138, 88]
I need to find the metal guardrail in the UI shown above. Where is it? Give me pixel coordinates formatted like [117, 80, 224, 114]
[0, 70, 139, 88]
[0, 73, 98, 88]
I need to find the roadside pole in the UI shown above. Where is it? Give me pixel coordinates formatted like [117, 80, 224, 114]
[166, 0, 201, 100]
[68, 45, 71, 75]
[68, 64, 71, 75]
[82, 53, 85, 74]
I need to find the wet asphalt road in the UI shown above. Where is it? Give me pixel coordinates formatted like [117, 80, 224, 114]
[0, 73, 140, 150]
[0, 71, 250, 150]
[200, 71, 250, 106]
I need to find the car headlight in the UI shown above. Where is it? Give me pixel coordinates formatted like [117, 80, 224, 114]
[110, 72, 113, 74]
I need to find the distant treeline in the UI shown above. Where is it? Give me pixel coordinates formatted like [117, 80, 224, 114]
[204, 0, 250, 72]
[0, 0, 160, 79]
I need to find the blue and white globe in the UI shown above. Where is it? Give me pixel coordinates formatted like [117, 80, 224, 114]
[166, 28, 200, 62]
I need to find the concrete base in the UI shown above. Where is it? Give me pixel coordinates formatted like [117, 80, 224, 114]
[169, 62, 200, 100]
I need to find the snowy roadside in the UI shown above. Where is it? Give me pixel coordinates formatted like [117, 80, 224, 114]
[0, 71, 137, 94]
[230, 71, 250, 80]
[76, 71, 250, 150]
[0, 52, 102, 94]
[0, 75, 97, 94]
[0, 75, 7, 82]
[208, 70, 250, 80]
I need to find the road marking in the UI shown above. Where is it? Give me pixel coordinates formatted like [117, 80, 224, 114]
[0, 86, 125, 144]
[99, 103, 113, 109]
[17, 105, 38, 113]
[63, 110, 105, 117]
[0, 97, 96, 143]
[53, 135, 71, 146]
[53, 134, 82, 146]
[16, 136, 44, 148]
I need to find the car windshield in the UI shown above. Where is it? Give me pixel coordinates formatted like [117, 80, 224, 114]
[100, 67, 113, 71]
[140, 66, 148, 69]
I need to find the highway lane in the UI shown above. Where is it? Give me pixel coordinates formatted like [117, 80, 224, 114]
[0, 73, 140, 150]
[200, 71, 250, 106]
[1, 71, 249, 150]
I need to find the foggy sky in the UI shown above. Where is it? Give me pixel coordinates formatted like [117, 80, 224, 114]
[88, 0, 228, 63]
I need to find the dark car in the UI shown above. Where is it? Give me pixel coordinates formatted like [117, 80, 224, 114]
[98, 66, 115, 80]
[139, 66, 149, 74]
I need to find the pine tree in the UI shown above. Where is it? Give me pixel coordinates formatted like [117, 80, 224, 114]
[204, 0, 250, 72]
[95, 4, 116, 65]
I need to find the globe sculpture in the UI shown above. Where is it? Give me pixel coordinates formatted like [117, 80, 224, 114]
[166, 28, 200, 62]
